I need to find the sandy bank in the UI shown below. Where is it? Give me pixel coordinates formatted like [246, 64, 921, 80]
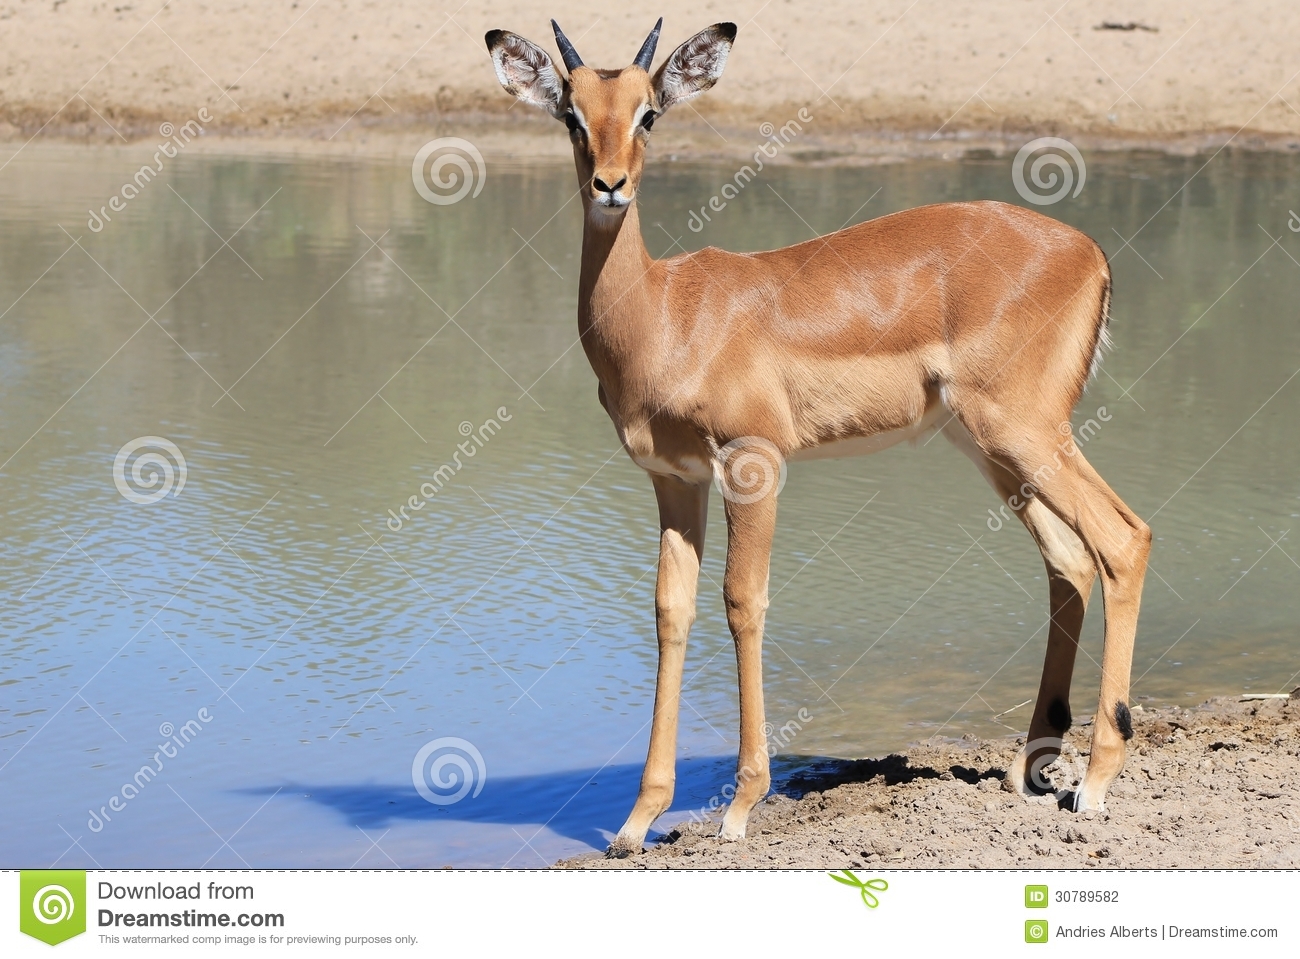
[3, 2, 1300, 163]
[558, 695, 1300, 869]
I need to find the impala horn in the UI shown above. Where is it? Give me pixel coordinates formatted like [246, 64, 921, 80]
[633, 17, 663, 71]
[551, 19, 584, 72]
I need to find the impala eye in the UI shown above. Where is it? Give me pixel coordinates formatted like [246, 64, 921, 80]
[564, 112, 580, 133]
[640, 110, 656, 131]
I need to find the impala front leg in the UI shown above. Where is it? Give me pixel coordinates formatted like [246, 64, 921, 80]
[609, 475, 708, 857]
[718, 492, 777, 841]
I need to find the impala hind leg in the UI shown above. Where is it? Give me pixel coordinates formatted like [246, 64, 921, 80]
[987, 442, 1149, 813]
[718, 492, 777, 841]
[946, 424, 1099, 797]
[609, 475, 708, 858]
[989, 465, 1097, 797]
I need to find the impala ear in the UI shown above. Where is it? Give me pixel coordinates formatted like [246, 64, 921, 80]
[651, 22, 736, 112]
[485, 30, 567, 118]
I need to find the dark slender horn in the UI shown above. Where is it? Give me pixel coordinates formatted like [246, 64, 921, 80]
[551, 19, 583, 72]
[633, 17, 663, 71]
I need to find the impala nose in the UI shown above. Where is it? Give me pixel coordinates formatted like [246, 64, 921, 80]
[593, 174, 627, 196]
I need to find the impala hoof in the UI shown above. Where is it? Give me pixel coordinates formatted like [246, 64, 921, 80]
[1070, 777, 1107, 814]
[718, 807, 749, 841]
[1003, 757, 1046, 799]
[605, 836, 643, 859]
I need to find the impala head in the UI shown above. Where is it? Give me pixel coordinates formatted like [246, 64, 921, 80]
[486, 19, 736, 224]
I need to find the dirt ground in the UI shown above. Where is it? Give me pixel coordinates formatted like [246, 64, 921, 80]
[4, 1, 1300, 161]
[558, 695, 1300, 869]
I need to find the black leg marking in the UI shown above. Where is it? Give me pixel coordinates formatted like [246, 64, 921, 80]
[1114, 702, 1134, 741]
[1047, 697, 1072, 733]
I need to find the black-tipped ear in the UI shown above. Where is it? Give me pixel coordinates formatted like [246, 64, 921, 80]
[652, 22, 736, 112]
[486, 30, 568, 119]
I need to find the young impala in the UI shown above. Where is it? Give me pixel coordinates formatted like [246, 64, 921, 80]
[486, 19, 1150, 856]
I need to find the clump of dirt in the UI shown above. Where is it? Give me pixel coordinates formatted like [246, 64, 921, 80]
[557, 696, 1300, 869]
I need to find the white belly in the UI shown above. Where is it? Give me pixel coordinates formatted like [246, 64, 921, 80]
[787, 402, 945, 462]
[627, 451, 714, 483]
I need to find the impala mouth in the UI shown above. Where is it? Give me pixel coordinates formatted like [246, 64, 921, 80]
[592, 192, 632, 212]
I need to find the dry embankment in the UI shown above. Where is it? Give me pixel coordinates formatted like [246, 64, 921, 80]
[559, 696, 1300, 869]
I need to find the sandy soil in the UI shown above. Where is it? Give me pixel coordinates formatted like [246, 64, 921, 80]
[3, 2, 1300, 161]
[558, 695, 1300, 869]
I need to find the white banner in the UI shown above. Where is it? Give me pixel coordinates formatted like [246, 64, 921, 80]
[6, 869, 1289, 955]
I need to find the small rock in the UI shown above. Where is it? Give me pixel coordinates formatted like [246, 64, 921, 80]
[869, 837, 899, 857]
[1059, 825, 1086, 844]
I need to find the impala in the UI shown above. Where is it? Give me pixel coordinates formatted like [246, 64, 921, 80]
[485, 19, 1150, 856]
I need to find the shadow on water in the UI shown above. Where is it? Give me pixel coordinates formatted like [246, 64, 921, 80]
[243, 752, 1007, 851]
[243, 756, 737, 850]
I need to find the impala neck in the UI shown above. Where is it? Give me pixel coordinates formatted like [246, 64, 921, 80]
[578, 202, 655, 338]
